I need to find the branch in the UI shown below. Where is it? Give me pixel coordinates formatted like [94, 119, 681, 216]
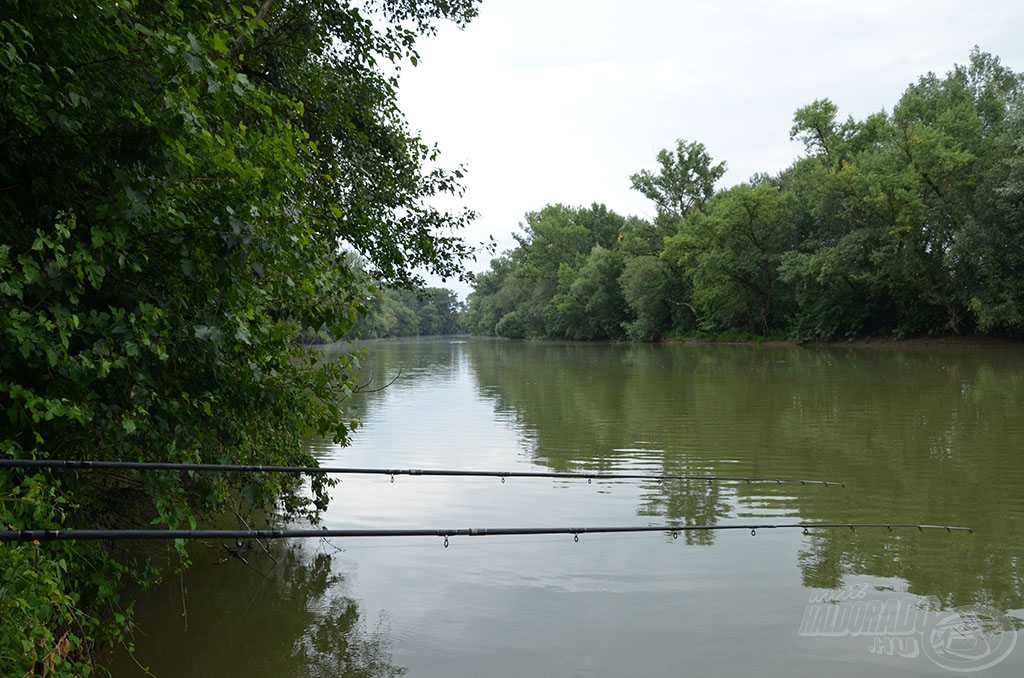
[354, 368, 403, 394]
[255, 0, 275, 23]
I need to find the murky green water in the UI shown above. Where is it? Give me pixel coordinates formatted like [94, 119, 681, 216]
[113, 338, 1024, 676]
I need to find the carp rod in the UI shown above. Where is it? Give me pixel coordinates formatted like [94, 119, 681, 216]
[0, 523, 972, 544]
[0, 458, 843, 487]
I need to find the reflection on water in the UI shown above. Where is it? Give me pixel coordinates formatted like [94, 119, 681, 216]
[110, 541, 403, 677]
[465, 339, 1024, 606]
[117, 338, 1024, 677]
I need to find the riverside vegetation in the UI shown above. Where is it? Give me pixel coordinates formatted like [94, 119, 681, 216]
[0, 1, 479, 674]
[463, 49, 1024, 342]
[349, 283, 463, 340]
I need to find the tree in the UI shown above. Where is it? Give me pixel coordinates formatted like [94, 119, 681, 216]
[620, 256, 672, 340]
[975, 105, 1024, 330]
[783, 49, 1024, 337]
[778, 129, 930, 339]
[553, 246, 628, 340]
[630, 139, 726, 221]
[892, 48, 1024, 333]
[665, 183, 797, 334]
[462, 256, 514, 335]
[0, 1, 478, 672]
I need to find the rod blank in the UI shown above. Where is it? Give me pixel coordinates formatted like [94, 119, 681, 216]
[0, 458, 843, 487]
[0, 523, 972, 543]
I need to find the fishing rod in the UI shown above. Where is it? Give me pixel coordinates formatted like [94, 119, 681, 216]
[0, 458, 843, 487]
[0, 523, 972, 544]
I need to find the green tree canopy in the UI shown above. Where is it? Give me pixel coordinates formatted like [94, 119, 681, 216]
[467, 49, 1024, 343]
[0, 1, 477, 672]
[665, 183, 797, 334]
[629, 139, 726, 222]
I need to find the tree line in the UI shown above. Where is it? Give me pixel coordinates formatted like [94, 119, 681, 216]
[340, 255, 464, 340]
[350, 285, 464, 339]
[464, 49, 1024, 341]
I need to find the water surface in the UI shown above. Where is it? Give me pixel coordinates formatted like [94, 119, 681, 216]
[114, 338, 1024, 676]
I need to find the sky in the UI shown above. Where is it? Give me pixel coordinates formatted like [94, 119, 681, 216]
[397, 0, 1024, 297]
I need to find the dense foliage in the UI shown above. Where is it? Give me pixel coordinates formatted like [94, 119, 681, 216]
[351, 285, 464, 339]
[465, 49, 1024, 341]
[0, 0, 477, 673]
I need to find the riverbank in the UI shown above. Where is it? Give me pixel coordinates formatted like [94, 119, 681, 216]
[466, 333, 1022, 350]
[665, 335, 1023, 350]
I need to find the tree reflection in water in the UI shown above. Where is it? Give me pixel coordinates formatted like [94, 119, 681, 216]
[114, 540, 403, 677]
[461, 339, 1024, 610]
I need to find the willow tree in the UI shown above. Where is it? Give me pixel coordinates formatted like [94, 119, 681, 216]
[0, 1, 478, 672]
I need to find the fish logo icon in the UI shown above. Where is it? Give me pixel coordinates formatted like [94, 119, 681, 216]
[922, 604, 1017, 672]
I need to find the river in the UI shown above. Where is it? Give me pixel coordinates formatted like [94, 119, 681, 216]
[111, 338, 1024, 676]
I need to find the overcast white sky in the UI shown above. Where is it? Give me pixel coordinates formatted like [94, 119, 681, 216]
[398, 0, 1024, 296]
